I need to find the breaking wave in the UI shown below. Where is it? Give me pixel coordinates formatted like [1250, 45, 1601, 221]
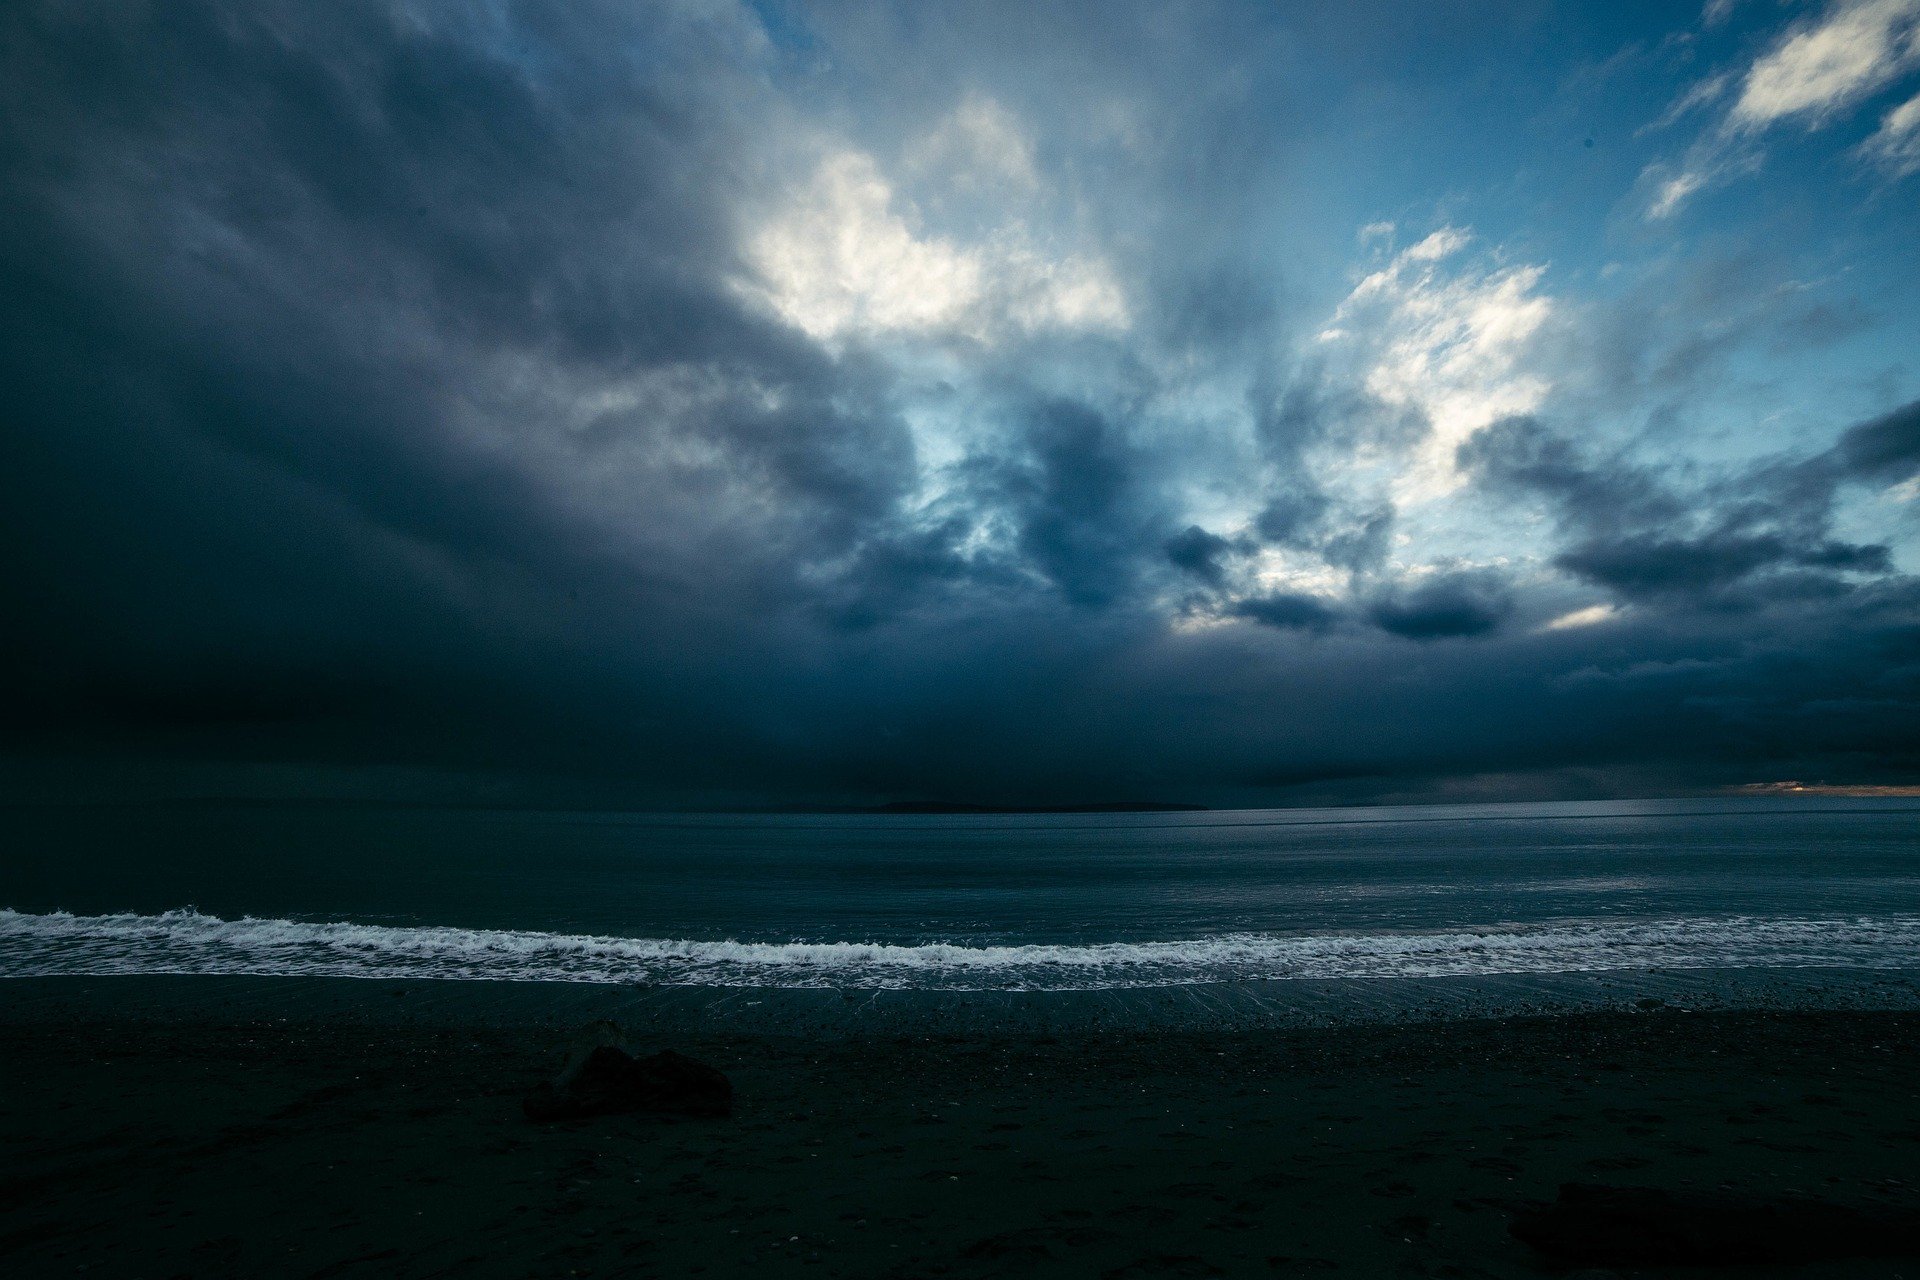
[5, 908, 1920, 991]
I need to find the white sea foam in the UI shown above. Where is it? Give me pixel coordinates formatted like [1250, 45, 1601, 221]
[5, 909, 1920, 991]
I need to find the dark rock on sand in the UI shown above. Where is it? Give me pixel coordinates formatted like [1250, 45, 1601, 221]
[523, 1045, 731, 1122]
[1509, 1182, 1920, 1266]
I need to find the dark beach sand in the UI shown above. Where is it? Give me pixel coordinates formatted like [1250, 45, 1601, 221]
[5, 984, 1920, 1278]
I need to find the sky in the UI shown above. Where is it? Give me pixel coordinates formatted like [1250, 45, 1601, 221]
[2, 0, 1918, 808]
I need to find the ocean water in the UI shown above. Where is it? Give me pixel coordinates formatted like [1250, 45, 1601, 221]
[3, 797, 1918, 994]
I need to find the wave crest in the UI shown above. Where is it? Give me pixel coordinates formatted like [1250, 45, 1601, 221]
[6, 908, 1920, 991]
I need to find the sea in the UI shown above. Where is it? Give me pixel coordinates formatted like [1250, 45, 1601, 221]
[5, 796, 1920, 1025]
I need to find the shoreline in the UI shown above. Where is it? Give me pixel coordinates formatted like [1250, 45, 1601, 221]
[5, 965, 1920, 1036]
[6, 984, 1920, 1276]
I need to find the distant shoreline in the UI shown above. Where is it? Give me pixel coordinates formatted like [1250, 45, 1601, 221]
[850, 800, 1209, 815]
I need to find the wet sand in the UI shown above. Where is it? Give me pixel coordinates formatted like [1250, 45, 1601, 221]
[5, 995, 1920, 1278]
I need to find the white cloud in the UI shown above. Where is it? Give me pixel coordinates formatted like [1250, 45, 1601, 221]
[1398, 227, 1471, 263]
[1731, 0, 1920, 127]
[1638, 72, 1732, 137]
[1322, 229, 1555, 503]
[1642, 0, 1920, 218]
[742, 148, 1126, 344]
[907, 93, 1039, 192]
[747, 151, 981, 339]
[1246, 550, 1350, 599]
[1539, 603, 1623, 632]
[1857, 88, 1920, 171]
[1637, 142, 1766, 220]
[1646, 167, 1708, 219]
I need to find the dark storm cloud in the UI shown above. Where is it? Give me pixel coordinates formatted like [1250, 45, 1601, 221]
[1459, 412, 1908, 606]
[1834, 400, 1920, 485]
[1231, 593, 1340, 632]
[1163, 526, 1239, 586]
[1247, 373, 1409, 574]
[1252, 488, 1396, 572]
[1555, 534, 1892, 598]
[0, 0, 1915, 806]
[1365, 570, 1514, 640]
[0, 0, 1199, 769]
[0, 0, 899, 759]
[1009, 400, 1155, 609]
[1230, 569, 1516, 643]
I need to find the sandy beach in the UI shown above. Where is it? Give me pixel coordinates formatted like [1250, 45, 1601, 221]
[5, 992, 1920, 1279]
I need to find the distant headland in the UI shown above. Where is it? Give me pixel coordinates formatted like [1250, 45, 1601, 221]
[857, 800, 1209, 815]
